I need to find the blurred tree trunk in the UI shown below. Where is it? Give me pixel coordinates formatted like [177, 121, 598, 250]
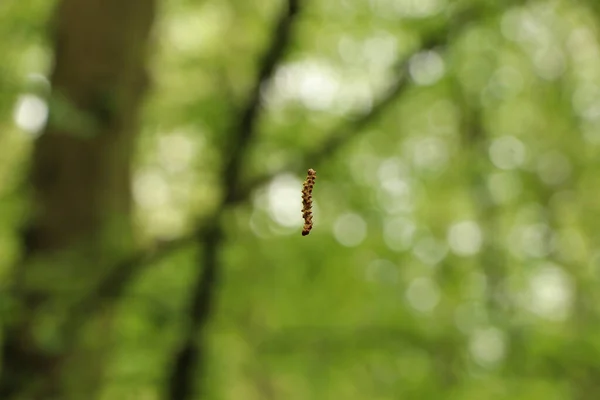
[0, 0, 155, 399]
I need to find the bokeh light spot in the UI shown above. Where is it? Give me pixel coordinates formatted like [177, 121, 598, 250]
[413, 236, 448, 266]
[409, 51, 445, 86]
[508, 223, 551, 259]
[525, 263, 574, 321]
[333, 213, 367, 247]
[13, 94, 48, 135]
[536, 151, 571, 186]
[406, 277, 440, 313]
[489, 136, 526, 170]
[383, 216, 416, 252]
[267, 175, 304, 228]
[158, 132, 197, 172]
[134, 169, 171, 208]
[447, 220, 483, 256]
[469, 327, 507, 368]
[487, 172, 522, 204]
[411, 137, 449, 173]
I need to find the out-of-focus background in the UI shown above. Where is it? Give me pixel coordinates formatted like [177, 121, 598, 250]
[2, 0, 600, 399]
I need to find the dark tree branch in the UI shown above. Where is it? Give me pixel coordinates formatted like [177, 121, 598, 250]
[239, 59, 414, 199]
[222, 0, 300, 203]
[167, 1, 300, 399]
[69, 224, 203, 318]
[237, 34, 451, 199]
[167, 222, 222, 400]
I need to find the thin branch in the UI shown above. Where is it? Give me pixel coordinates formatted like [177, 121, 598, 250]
[167, 223, 222, 400]
[72, 225, 202, 313]
[244, 70, 412, 196]
[222, 0, 300, 203]
[237, 38, 444, 199]
[60, 220, 206, 340]
[167, 1, 300, 399]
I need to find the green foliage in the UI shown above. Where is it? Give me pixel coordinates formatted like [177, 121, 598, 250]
[4, 0, 600, 399]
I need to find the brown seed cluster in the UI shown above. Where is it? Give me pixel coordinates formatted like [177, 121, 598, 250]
[301, 168, 316, 236]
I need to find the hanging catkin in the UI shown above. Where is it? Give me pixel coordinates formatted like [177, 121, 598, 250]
[301, 169, 316, 236]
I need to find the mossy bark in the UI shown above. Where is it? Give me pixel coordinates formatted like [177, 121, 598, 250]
[0, 0, 156, 398]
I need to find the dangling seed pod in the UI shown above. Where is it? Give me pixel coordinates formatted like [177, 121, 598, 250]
[301, 168, 316, 236]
